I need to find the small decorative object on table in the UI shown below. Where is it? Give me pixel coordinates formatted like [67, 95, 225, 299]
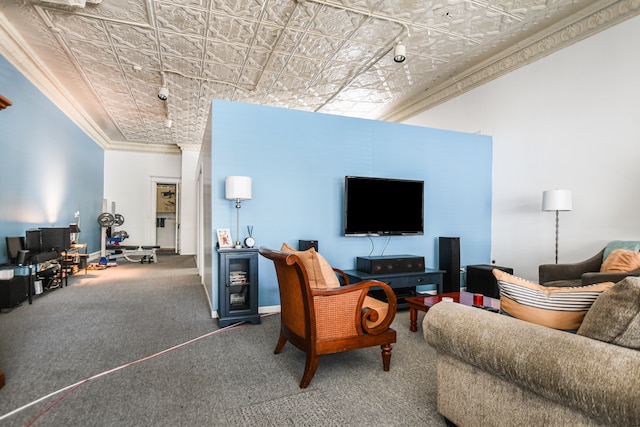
[216, 228, 233, 248]
[244, 226, 255, 248]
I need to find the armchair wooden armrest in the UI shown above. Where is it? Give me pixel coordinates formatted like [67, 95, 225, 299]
[311, 280, 397, 336]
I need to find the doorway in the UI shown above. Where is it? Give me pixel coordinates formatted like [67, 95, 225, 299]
[151, 178, 180, 253]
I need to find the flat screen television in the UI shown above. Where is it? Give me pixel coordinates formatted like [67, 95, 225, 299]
[39, 227, 71, 253]
[344, 176, 424, 236]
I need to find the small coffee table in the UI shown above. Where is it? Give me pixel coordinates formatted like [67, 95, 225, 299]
[405, 291, 500, 332]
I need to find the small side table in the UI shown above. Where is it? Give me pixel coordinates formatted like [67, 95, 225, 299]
[405, 292, 500, 332]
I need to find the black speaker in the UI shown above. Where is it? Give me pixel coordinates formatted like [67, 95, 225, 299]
[467, 264, 513, 299]
[298, 240, 318, 251]
[17, 250, 30, 266]
[356, 255, 425, 274]
[439, 237, 460, 293]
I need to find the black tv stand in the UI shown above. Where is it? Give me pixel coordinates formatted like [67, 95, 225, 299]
[342, 267, 445, 309]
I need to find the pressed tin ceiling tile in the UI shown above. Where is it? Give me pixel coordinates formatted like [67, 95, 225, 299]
[0, 0, 636, 151]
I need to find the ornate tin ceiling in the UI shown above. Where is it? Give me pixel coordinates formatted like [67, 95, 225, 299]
[0, 0, 638, 153]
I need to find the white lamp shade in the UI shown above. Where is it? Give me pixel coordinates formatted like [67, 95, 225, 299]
[225, 176, 252, 200]
[542, 189, 572, 211]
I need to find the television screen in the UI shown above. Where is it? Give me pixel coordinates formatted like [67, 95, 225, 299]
[40, 227, 71, 253]
[25, 229, 42, 253]
[344, 176, 424, 236]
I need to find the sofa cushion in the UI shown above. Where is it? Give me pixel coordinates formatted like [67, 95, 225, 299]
[280, 243, 340, 289]
[493, 269, 615, 331]
[600, 248, 640, 273]
[577, 277, 640, 350]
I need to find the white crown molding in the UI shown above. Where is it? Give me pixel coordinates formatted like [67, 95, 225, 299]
[384, 0, 640, 123]
[178, 144, 203, 152]
[107, 140, 181, 155]
[0, 11, 113, 150]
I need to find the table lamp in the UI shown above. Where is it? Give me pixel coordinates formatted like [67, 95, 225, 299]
[225, 176, 252, 249]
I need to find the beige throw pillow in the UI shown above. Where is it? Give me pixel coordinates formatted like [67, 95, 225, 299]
[600, 249, 640, 273]
[280, 243, 340, 289]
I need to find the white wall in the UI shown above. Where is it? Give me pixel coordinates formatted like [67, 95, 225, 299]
[404, 14, 640, 281]
[180, 150, 198, 255]
[104, 151, 181, 246]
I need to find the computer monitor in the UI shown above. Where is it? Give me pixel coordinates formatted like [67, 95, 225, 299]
[26, 229, 42, 253]
[40, 227, 71, 253]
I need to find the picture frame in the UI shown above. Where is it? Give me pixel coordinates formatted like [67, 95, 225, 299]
[216, 228, 233, 248]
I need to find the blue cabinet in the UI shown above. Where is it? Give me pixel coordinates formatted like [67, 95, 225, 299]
[217, 248, 260, 327]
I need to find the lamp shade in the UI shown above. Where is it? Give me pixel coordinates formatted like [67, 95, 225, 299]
[69, 223, 81, 233]
[225, 176, 252, 200]
[542, 189, 572, 211]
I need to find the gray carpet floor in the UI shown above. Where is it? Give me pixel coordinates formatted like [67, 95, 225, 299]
[0, 254, 445, 426]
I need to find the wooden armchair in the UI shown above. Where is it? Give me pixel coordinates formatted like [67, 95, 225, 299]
[259, 248, 397, 388]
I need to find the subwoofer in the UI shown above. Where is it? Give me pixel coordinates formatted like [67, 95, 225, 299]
[439, 237, 460, 293]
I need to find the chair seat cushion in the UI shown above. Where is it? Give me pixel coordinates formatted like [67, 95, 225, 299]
[600, 249, 640, 273]
[363, 296, 388, 328]
[494, 270, 615, 331]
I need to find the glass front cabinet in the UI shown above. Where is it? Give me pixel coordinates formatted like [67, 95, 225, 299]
[217, 248, 260, 327]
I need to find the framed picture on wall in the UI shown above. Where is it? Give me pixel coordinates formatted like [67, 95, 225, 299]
[216, 228, 233, 248]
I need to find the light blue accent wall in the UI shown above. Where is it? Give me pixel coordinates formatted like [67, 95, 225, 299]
[210, 100, 493, 308]
[0, 55, 104, 262]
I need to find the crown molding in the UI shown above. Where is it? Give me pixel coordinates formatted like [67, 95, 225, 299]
[178, 144, 202, 152]
[384, 0, 640, 123]
[107, 140, 182, 155]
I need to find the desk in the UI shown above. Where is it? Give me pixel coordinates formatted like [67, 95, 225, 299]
[343, 268, 444, 309]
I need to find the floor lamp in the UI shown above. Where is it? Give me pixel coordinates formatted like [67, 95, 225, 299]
[225, 176, 252, 249]
[542, 189, 572, 264]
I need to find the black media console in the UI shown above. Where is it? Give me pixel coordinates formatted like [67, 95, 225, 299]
[343, 255, 444, 309]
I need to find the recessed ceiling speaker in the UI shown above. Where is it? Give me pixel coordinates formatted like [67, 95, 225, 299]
[394, 42, 406, 63]
[158, 86, 169, 100]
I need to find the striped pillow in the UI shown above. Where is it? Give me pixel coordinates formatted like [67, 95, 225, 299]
[493, 269, 615, 331]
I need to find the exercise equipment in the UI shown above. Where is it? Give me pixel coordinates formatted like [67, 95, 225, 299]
[97, 211, 124, 228]
[97, 212, 115, 227]
[106, 244, 159, 264]
[99, 199, 159, 264]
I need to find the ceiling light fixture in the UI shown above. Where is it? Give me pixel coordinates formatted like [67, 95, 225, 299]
[165, 119, 172, 128]
[394, 41, 406, 63]
[158, 86, 169, 101]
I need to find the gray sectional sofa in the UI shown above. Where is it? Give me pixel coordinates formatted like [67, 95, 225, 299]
[423, 301, 640, 426]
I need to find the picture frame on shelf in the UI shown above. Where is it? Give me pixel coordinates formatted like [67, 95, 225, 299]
[216, 228, 233, 248]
